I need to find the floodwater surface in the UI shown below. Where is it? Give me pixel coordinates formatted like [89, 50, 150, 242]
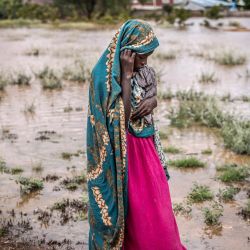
[0, 17, 250, 249]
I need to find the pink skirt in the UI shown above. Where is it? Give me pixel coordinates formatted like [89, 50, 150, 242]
[122, 130, 187, 250]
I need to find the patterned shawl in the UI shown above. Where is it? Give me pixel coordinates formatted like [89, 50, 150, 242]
[86, 19, 169, 250]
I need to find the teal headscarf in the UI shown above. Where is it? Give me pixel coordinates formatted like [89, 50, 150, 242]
[86, 19, 159, 249]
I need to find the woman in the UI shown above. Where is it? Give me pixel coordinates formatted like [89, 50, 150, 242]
[86, 19, 187, 250]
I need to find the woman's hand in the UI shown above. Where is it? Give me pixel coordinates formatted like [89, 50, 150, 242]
[130, 96, 157, 121]
[120, 49, 136, 81]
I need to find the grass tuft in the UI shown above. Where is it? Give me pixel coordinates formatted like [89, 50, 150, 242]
[187, 183, 214, 203]
[168, 156, 205, 168]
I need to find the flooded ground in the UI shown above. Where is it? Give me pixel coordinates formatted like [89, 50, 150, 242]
[0, 17, 249, 249]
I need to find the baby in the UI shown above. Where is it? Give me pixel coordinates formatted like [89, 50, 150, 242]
[129, 64, 157, 132]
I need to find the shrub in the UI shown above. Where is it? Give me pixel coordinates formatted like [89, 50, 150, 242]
[216, 163, 250, 182]
[187, 183, 214, 203]
[203, 202, 223, 226]
[168, 157, 205, 168]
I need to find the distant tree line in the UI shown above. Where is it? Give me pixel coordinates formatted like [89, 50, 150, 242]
[0, 0, 131, 21]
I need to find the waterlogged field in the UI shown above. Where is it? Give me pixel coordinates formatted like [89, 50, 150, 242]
[0, 18, 250, 250]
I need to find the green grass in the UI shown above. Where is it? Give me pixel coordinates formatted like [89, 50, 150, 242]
[201, 148, 213, 155]
[64, 104, 73, 112]
[202, 202, 223, 226]
[0, 19, 118, 30]
[167, 97, 250, 155]
[12, 72, 31, 86]
[155, 50, 177, 60]
[163, 146, 181, 154]
[23, 102, 36, 115]
[168, 156, 205, 168]
[198, 71, 218, 84]
[158, 89, 174, 100]
[173, 202, 192, 217]
[217, 186, 240, 202]
[216, 163, 250, 183]
[238, 199, 250, 220]
[0, 226, 8, 237]
[17, 176, 44, 195]
[10, 167, 24, 175]
[0, 158, 9, 173]
[62, 59, 91, 83]
[36, 66, 62, 90]
[214, 51, 246, 66]
[60, 173, 87, 191]
[0, 74, 7, 91]
[221, 119, 250, 155]
[159, 131, 169, 139]
[187, 183, 214, 203]
[32, 162, 43, 172]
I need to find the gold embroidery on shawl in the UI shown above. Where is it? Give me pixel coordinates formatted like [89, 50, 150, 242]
[90, 115, 95, 126]
[130, 30, 155, 48]
[107, 108, 115, 124]
[87, 130, 109, 181]
[91, 186, 112, 226]
[119, 97, 127, 179]
[106, 29, 121, 93]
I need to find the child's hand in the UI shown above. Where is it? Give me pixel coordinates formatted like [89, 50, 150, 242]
[120, 49, 136, 80]
[130, 96, 157, 120]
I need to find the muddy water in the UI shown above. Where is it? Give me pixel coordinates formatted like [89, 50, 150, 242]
[0, 17, 250, 249]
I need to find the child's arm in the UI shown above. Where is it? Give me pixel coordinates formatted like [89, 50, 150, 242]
[130, 96, 157, 121]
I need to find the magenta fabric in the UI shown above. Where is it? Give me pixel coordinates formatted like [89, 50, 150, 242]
[122, 130, 187, 250]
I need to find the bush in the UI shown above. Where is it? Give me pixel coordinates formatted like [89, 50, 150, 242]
[205, 6, 221, 19]
[243, 0, 250, 10]
[187, 183, 214, 203]
[17, 3, 60, 22]
[203, 202, 223, 226]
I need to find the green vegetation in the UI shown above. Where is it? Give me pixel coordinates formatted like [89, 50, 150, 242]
[10, 167, 24, 175]
[62, 59, 91, 83]
[0, 158, 7, 171]
[168, 157, 205, 169]
[205, 6, 222, 19]
[173, 202, 192, 217]
[23, 102, 36, 115]
[164, 7, 191, 27]
[32, 162, 43, 172]
[214, 51, 246, 66]
[12, 72, 31, 86]
[158, 89, 174, 100]
[0, 74, 7, 91]
[159, 131, 169, 139]
[61, 151, 81, 160]
[0, 226, 8, 237]
[163, 146, 181, 154]
[201, 148, 213, 155]
[36, 66, 62, 90]
[198, 71, 218, 84]
[167, 96, 250, 155]
[203, 201, 223, 226]
[187, 183, 214, 203]
[17, 176, 44, 195]
[60, 173, 87, 191]
[216, 163, 250, 183]
[64, 104, 73, 113]
[238, 199, 250, 220]
[217, 186, 240, 202]
[0, 0, 131, 23]
[155, 50, 177, 60]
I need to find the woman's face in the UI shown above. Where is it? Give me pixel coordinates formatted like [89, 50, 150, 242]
[133, 50, 154, 72]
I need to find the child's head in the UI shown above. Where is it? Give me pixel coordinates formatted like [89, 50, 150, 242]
[133, 50, 154, 72]
[119, 19, 159, 58]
